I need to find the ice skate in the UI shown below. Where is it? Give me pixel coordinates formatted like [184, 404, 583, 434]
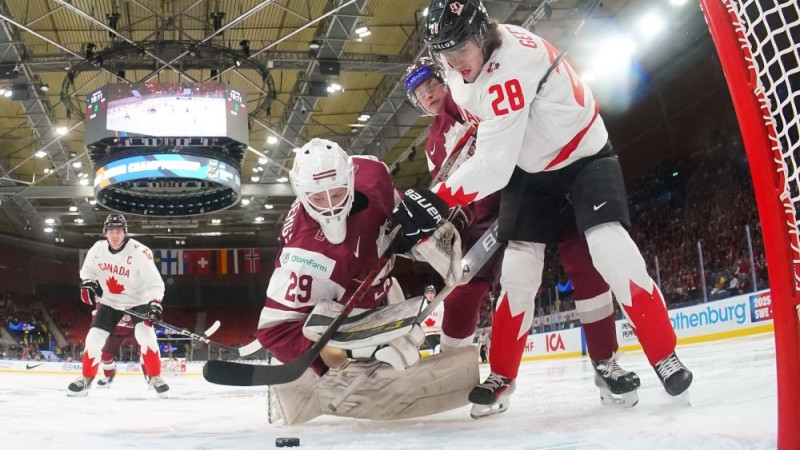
[67, 376, 94, 397]
[592, 353, 640, 408]
[96, 369, 116, 389]
[149, 375, 170, 398]
[654, 352, 693, 401]
[468, 373, 515, 419]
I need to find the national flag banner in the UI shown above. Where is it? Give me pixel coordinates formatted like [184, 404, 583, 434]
[184, 250, 212, 275]
[216, 249, 229, 275]
[241, 248, 261, 274]
[157, 249, 184, 275]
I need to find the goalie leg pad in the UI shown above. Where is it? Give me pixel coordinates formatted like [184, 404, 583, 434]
[270, 369, 323, 425]
[317, 346, 480, 421]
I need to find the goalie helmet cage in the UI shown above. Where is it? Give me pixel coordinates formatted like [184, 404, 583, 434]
[698, 0, 800, 448]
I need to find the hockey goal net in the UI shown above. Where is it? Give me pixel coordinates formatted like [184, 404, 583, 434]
[698, 0, 800, 448]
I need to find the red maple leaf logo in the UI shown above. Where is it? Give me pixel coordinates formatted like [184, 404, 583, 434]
[424, 318, 436, 327]
[106, 276, 126, 295]
[435, 184, 479, 207]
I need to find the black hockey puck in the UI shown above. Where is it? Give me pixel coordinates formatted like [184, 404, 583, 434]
[276, 437, 300, 447]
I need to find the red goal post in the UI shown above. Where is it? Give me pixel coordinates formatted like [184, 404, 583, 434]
[698, 0, 800, 448]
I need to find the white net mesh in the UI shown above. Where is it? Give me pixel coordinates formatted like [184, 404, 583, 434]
[725, 0, 800, 290]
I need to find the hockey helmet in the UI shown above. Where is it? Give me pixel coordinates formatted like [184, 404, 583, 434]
[424, 0, 490, 53]
[103, 213, 128, 235]
[404, 57, 447, 114]
[290, 138, 355, 244]
[424, 285, 436, 295]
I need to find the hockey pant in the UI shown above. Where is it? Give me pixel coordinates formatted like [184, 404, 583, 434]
[489, 222, 676, 380]
[82, 322, 161, 378]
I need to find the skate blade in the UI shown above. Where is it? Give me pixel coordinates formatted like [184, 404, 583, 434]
[669, 389, 691, 406]
[470, 400, 509, 419]
[66, 390, 89, 397]
[599, 388, 639, 408]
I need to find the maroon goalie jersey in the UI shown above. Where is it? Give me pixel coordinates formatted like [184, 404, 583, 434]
[256, 156, 399, 375]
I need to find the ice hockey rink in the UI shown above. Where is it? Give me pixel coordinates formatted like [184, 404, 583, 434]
[0, 333, 776, 450]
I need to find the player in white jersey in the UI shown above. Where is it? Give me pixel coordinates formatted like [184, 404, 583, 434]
[68, 214, 169, 397]
[416, 0, 692, 413]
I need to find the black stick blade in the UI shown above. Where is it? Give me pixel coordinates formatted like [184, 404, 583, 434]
[203, 360, 258, 386]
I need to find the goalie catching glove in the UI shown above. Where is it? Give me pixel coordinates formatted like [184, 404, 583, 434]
[80, 279, 103, 306]
[409, 221, 464, 286]
[391, 186, 448, 254]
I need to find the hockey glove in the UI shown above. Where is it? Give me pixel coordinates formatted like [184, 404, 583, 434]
[147, 300, 163, 322]
[391, 186, 448, 254]
[80, 279, 103, 306]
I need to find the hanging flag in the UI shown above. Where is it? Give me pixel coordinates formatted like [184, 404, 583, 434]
[241, 248, 261, 274]
[186, 250, 212, 275]
[216, 249, 229, 275]
[157, 249, 183, 275]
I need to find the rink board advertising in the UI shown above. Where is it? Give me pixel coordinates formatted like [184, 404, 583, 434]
[85, 82, 248, 144]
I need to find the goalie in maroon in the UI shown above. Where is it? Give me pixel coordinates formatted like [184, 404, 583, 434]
[406, 56, 641, 414]
[417, 0, 692, 415]
[69, 214, 169, 397]
[256, 138, 446, 376]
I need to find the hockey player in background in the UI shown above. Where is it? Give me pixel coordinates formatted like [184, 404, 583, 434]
[69, 214, 169, 397]
[405, 57, 641, 416]
[413, 0, 692, 415]
[255, 138, 477, 424]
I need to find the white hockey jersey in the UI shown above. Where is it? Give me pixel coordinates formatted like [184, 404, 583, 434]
[79, 238, 165, 310]
[436, 24, 609, 206]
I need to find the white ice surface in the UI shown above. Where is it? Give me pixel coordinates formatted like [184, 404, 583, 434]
[1, 333, 777, 449]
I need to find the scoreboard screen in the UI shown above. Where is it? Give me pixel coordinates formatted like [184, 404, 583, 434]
[85, 82, 248, 145]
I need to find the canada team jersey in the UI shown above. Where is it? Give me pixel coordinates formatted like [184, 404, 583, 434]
[79, 238, 165, 310]
[257, 157, 399, 368]
[436, 24, 609, 206]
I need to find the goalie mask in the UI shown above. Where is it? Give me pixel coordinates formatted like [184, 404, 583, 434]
[291, 138, 355, 244]
[404, 57, 447, 114]
[424, 0, 489, 54]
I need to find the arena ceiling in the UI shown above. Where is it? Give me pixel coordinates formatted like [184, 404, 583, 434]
[0, 0, 709, 249]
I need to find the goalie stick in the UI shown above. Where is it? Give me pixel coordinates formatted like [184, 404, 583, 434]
[203, 225, 403, 387]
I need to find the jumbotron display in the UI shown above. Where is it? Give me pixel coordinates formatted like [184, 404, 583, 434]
[94, 153, 241, 216]
[85, 82, 248, 145]
[84, 82, 248, 217]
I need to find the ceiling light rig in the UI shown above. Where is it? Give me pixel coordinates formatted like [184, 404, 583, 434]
[60, 40, 276, 123]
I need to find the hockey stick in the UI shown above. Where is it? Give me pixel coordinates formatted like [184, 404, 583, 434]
[430, 124, 476, 188]
[203, 225, 404, 386]
[123, 308, 240, 353]
[418, 219, 502, 320]
[535, 0, 603, 95]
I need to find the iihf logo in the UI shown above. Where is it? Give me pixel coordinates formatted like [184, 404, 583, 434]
[281, 252, 290, 264]
[487, 61, 500, 73]
[450, 2, 464, 16]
